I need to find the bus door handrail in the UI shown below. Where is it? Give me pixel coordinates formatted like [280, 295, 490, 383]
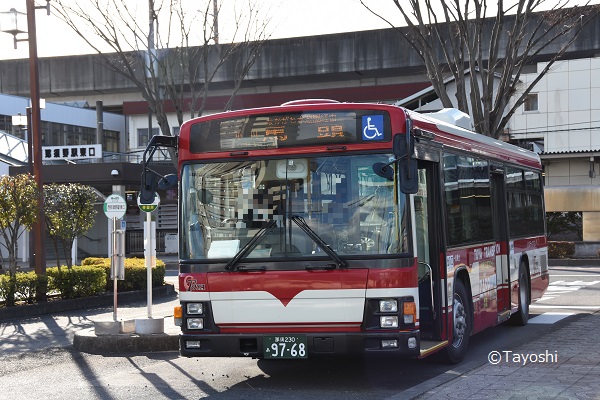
[418, 261, 436, 320]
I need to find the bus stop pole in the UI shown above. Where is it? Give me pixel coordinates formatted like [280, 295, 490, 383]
[112, 216, 118, 322]
[146, 210, 153, 319]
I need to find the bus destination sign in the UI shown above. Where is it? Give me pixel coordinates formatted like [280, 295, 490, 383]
[190, 110, 391, 153]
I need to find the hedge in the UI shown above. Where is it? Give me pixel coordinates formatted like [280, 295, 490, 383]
[548, 241, 575, 259]
[0, 272, 48, 305]
[81, 257, 165, 292]
[1, 257, 166, 307]
[47, 265, 106, 299]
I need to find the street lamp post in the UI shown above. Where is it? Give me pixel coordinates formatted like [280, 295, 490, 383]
[1, 1, 49, 301]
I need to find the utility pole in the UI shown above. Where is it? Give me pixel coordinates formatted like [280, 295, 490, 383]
[213, 0, 219, 44]
[26, 0, 47, 302]
[147, 0, 156, 144]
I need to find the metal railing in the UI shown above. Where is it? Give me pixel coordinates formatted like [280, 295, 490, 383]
[126, 230, 177, 254]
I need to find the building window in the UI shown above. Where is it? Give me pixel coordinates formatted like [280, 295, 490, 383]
[104, 130, 120, 152]
[138, 127, 160, 148]
[524, 93, 538, 112]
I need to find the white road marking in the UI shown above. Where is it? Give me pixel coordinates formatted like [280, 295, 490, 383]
[529, 312, 573, 324]
[537, 280, 600, 302]
[530, 305, 600, 310]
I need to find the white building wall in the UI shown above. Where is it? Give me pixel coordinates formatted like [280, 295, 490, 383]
[510, 57, 600, 240]
[510, 58, 600, 154]
[128, 114, 183, 150]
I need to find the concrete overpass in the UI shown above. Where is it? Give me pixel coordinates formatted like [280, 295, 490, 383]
[1, 11, 600, 112]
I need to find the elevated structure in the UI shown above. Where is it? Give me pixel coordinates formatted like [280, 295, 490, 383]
[0, 130, 28, 166]
[1, 11, 599, 113]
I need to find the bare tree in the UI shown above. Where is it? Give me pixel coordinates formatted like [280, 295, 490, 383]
[53, 0, 272, 144]
[361, 0, 600, 138]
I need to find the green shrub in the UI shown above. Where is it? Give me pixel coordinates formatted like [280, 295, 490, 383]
[548, 241, 575, 259]
[47, 265, 106, 299]
[15, 272, 47, 303]
[0, 272, 48, 305]
[81, 257, 166, 292]
[81, 257, 108, 266]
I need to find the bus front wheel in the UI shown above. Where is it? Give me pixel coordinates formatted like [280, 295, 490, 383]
[441, 279, 471, 364]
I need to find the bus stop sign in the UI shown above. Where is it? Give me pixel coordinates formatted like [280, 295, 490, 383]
[138, 192, 160, 213]
[103, 194, 126, 219]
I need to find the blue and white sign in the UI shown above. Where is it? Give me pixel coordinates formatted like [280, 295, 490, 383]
[362, 115, 384, 141]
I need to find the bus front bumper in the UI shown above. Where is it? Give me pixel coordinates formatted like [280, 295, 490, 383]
[179, 331, 421, 358]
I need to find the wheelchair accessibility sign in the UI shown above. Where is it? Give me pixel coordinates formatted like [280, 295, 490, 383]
[362, 115, 384, 141]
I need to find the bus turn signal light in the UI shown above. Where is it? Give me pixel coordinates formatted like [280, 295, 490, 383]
[174, 306, 182, 326]
[174, 306, 182, 318]
[403, 302, 416, 324]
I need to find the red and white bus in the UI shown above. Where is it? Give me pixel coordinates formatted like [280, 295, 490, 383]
[143, 99, 549, 363]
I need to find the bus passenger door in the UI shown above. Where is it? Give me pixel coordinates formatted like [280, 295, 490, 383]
[415, 161, 443, 341]
[491, 167, 511, 319]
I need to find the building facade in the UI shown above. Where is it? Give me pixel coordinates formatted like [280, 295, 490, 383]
[510, 57, 600, 240]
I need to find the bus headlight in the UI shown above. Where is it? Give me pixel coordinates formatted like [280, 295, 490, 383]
[379, 299, 398, 313]
[187, 303, 204, 315]
[187, 318, 204, 330]
[380, 316, 399, 328]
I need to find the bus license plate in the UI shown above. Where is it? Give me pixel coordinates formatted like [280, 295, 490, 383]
[263, 335, 308, 359]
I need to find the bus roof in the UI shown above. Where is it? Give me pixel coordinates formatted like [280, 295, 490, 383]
[408, 108, 542, 170]
[179, 100, 541, 170]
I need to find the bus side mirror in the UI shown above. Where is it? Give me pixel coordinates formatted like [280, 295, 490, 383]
[393, 133, 418, 194]
[393, 131, 414, 158]
[157, 174, 178, 190]
[140, 171, 158, 204]
[399, 158, 418, 194]
[197, 189, 213, 204]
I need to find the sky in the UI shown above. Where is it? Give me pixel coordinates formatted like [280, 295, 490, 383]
[0, 0, 595, 61]
[0, 0, 400, 60]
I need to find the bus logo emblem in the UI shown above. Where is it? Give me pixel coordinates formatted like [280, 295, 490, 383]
[362, 115, 384, 141]
[183, 275, 205, 291]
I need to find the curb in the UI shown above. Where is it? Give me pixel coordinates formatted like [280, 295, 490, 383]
[0, 284, 177, 322]
[548, 259, 600, 267]
[73, 327, 180, 354]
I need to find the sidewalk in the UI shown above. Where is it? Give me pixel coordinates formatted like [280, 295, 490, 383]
[1, 259, 181, 356]
[403, 312, 600, 399]
[71, 293, 181, 354]
[0, 288, 180, 357]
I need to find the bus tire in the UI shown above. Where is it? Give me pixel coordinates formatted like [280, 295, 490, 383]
[509, 262, 530, 326]
[441, 279, 471, 364]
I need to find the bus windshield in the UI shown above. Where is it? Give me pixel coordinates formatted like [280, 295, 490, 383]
[181, 154, 409, 261]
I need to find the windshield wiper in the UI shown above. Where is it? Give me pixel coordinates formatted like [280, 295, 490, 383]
[225, 220, 277, 271]
[290, 215, 348, 269]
